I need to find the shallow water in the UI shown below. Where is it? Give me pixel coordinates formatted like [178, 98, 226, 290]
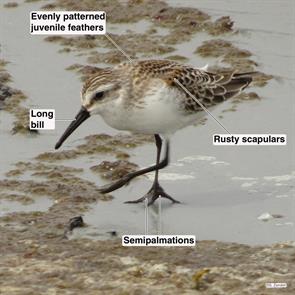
[0, 0, 294, 245]
[0, 196, 53, 217]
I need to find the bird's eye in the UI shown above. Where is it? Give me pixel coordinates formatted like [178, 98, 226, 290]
[93, 91, 104, 101]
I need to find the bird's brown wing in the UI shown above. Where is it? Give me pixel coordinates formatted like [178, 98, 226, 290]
[131, 60, 254, 112]
[169, 67, 254, 112]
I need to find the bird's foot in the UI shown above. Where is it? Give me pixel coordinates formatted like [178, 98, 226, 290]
[124, 183, 180, 206]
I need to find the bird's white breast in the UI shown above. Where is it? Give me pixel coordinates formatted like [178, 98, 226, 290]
[99, 80, 205, 136]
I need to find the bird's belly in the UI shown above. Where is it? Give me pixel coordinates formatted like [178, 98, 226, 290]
[101, 94, 204, 135]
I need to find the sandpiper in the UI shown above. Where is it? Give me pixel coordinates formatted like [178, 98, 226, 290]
[55, 60, 254, 205]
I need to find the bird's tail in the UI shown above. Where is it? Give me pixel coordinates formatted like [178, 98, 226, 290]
[219, 71, 256, 99]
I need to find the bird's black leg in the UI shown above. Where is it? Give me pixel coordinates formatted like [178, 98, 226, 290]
[98, 135, 169, 194]
[125, 134, 180, 206]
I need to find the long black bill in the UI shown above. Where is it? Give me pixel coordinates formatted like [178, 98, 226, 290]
[55, 107, 90, 150]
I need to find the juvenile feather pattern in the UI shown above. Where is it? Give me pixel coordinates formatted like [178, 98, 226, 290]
[83, 60, 253, 114]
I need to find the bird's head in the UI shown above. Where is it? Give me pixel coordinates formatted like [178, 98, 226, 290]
[55, 69, 120, 149]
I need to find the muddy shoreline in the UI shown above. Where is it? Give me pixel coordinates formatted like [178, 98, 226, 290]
[1, 221, 294, 294]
